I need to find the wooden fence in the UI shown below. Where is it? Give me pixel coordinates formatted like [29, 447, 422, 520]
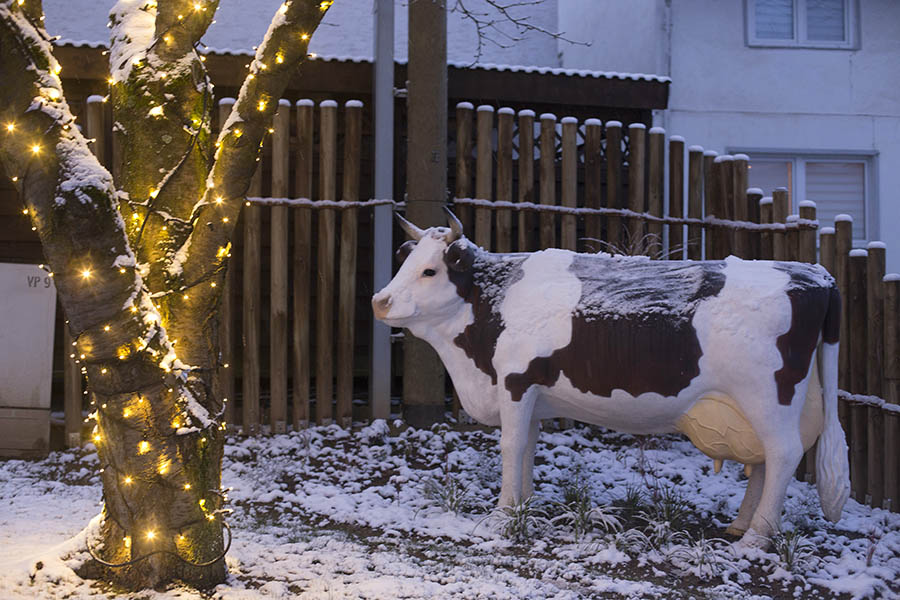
[56, 98, 900, 513]
[451, 103, 900, 513]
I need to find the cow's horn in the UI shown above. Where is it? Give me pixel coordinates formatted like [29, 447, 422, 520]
[444, 207, 464, 241]
[394, 212, 425, 241]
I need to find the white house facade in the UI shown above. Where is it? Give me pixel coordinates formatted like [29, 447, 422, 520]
[559, 0, 900, 270]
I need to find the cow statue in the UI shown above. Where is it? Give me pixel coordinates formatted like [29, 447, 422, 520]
[372, 209, 850, 546]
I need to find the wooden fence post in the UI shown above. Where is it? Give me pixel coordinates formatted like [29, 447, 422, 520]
[732, 154, 749, 258]
[269, 100, 290, 434]
[702, 150, 717, 260]
[866, 242, 886, 396]
[561, 117, 578, 251]
[798, 201, 816, 263]
[293, 99, 314, 430]
[819, 227, 836, 276]
[64, 327, 82, 447]
[539, 113, 557, 249]
[517, 110, 536, 252]
[687, 146, 703, 260]
[475, 105, 494, 250]
[668, 136, 684, 259]
[835, 215, 853, 390]
[584, 119, 603, 246]
[627, 123, 646, 251]
[746, 188, 763, 259]
[242, 163, 262, 435]
[759, 197, 773, 260]
[85, 95, 107, 167]
[885, 274, 899, 511]
[647, 127, 665, 254]
[216, 99, 237, 431]
[849, 249, 868, 502]
[772, 187, 789, 261]
[317, 100, 338, 425]
[455, 102, 474, 232]
[718, 155, 735, 259]
[337, 100, 362, 428]
[606, 121, 624, 252]
[886, 275, 900, 405]
[496, 108, 514, 253]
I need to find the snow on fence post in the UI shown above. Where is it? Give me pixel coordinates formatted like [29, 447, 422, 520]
[584, 119, 603, 245]
[687, 146, 704, 260]
[455, 102, 474, 233]
[605, 121, 624, 251]
[495, 108, 514, 253]
[835, 215, 853, 390]
[627, 123, 646, 251]
[243, 150, 263, 436]
[539, 113, 557, 250]
[337, 100, 363, 429]
[848, 248, 869, 501]
[731, 154, 750, 258]
[293, 99, 314, 430]
[702, 150, 717, 260]
[475, 105, 494, 250]
[668, 136, 685, 259]
[517, 110, 536, 252]
[647, 127, 665, 250]
[216, 99, 236, 432]
[746, 188, 764, 259]
[270, 100, 291, 434]
[317, 100, 338, 426]
[561, 117, 578, 251]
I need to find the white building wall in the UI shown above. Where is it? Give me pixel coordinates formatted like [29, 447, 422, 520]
[557, 0, 666, 75]
[557, 0, 900, 271]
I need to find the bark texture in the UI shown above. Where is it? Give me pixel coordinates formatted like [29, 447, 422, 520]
[0, 0, 329, 590]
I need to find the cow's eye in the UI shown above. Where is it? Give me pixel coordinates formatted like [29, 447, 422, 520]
[423, 268, 436, 277]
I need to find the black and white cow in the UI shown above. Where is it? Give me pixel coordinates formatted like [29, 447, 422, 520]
[372, 210, 850, 546]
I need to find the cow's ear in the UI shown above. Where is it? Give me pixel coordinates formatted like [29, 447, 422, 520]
[396, 240, 417, 264]
[444, 240, 475, 272]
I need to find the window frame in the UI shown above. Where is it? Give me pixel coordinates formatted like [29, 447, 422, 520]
[745, 0, 859, 50]
[729, 148, 878, 243]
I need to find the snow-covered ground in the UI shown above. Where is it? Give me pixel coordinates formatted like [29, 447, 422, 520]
[1, 421, 898, 599]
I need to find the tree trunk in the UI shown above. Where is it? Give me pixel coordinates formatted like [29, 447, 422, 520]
[0, 0, 329, 590]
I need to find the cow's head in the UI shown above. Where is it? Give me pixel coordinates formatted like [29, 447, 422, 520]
[371, 208, 476, 330]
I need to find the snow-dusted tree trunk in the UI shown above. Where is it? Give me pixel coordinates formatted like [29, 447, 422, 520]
[0, 0, 329, 590]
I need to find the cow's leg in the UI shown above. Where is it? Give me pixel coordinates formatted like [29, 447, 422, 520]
[498, 391, 537, 506]
[726, 463, 766, 536]
[739, 437, 803, 547]
[521, 419, 541, 499]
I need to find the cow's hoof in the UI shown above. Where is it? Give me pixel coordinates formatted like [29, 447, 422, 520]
[735, 528, 771, 551]
[724, 524, 746, 537]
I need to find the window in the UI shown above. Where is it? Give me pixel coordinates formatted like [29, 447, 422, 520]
[746, 0, 857, 49]
[743, 153, 874, 242]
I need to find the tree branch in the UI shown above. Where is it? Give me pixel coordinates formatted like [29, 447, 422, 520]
[175, 0, 330, 286]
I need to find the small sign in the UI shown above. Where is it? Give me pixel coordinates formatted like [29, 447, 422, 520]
[0, 263, 57, 456]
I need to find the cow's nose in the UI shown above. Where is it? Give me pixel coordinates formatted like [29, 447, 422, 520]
[372, 293, 392, 319]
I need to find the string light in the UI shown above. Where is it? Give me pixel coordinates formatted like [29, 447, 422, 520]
[301, 33, 309, 41]
[257, 99, 267, 111]
[124, 476, 133, 484]
[138, 440, 150, 454]
[81, 269, 91, 279]
[145, 530, 156, 540]
[5, 123, 14, 132]
[31, 144, 41, 154]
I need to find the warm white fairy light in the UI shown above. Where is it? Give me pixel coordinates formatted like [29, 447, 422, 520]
[31, 144, 41, 154]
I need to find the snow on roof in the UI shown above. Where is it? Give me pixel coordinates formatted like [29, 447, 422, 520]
[43, 0, 669, 83]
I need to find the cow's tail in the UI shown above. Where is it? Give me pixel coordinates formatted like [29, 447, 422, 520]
[815, 286, 850, 522]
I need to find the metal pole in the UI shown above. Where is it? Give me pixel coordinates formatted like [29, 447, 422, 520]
[370, 0, 394, 421]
